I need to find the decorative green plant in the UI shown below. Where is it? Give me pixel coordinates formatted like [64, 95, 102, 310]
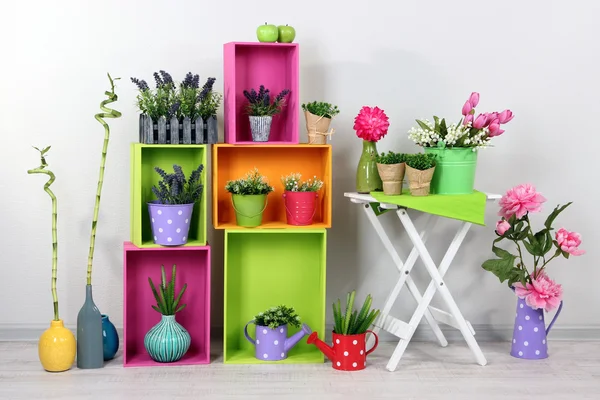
[87, 73, 122, 286]
[28, 146, 60, 321]
[375, 151, 408, 165]
[302, 101, 340, 119]
[332, 291, 380, 335]
[281, 172, 324, 192]
[151, 164, 204, 205]
[131, 71, 221, 121]
[225, 168, 274, 195]
[148, 265, 187, 315]
[253, 305, 301, 329]
[243, 85, 290, 116]
[405, 153, 436, 171]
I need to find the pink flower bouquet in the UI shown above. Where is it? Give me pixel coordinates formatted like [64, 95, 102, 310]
[408, 92, 513, 150]
[482, 183, 584, 312]
[353, 106, 390, 142]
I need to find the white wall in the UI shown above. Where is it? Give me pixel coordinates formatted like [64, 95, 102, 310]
[1, 0, 598, 338]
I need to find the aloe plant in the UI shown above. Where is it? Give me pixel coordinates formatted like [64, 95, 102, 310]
[28, 146, 60, 321]
[332, 291, 380, 335]
[87, 73, 122, 285]
[148, 264, 187, 315]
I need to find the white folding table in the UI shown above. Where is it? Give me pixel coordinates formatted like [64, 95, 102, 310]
[344, 191, 501, 372]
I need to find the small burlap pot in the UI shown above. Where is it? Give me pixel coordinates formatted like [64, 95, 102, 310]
[406, 165, 435, 196]
[376, 163, 405, 195]
[305, 110, 333, 144]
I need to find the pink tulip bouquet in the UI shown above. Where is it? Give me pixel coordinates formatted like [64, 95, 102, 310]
[408, 92, 513, 150]
[482, 184, 584, 312]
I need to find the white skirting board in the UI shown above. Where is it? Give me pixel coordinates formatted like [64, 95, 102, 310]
[1, 323, 599, 342]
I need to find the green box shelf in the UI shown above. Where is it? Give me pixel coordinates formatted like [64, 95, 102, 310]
[223, 229, 327, 364]
[130, 143, 208, 248]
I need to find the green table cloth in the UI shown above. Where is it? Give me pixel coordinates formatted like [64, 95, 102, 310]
[369, 189, 488, 226]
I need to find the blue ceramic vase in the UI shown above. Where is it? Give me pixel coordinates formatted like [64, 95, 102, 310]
[144, 315, 191, 363]
[101, 314, 119, 361]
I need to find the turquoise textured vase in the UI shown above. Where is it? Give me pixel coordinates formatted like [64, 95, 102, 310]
[144, 315, 191, 363]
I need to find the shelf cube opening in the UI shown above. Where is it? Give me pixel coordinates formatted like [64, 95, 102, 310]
[223, 230, 326, 364]
[123, 242, 211, 367]
[213, 144, 332, 229]
[224, 42, 299, 144]
[130, 144, 208, 247]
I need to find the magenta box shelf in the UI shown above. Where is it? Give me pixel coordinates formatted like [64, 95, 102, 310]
[122, 242, 211, 367]
[223, 42, 299, 144]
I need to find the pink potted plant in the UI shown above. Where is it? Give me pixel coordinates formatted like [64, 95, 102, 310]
[353, 106, 390, 193]
[280, 172, 324, 225]
[482, 183, 584, 359]
[408, 92, 514, 194]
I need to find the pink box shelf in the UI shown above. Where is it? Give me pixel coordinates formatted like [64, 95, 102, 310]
[122, 242, 211, 367]
[223, 42, 299, 144]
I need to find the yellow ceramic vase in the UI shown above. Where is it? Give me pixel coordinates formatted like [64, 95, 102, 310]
[38, 319, 76, 372]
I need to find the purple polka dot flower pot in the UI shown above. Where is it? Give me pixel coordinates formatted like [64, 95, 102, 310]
[511, 297, 563, 359]
[147, 201, 194, 246]
[244, 321, 312, 361]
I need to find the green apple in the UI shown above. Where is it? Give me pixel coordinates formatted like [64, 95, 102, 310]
[277, 24, 296, 43]
[256, 23, 278, 43]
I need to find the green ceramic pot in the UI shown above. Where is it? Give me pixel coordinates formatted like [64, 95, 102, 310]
[356, 140, 382, 193]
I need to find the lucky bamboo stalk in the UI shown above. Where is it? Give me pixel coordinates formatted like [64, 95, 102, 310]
[28, 146, 60, 321]
[87, 73, 122, 285]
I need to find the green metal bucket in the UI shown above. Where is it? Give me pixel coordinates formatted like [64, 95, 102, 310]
[423, 147, 478, 195]
[231, 194, 268, 227]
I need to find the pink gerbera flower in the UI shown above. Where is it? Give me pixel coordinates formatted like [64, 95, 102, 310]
[513, 272, 563, 312]
[498, 183, 546, 219]
[353, 106, 390, 142]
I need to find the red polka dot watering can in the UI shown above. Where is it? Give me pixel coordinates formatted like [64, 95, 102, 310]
[307, 330, 378, 371]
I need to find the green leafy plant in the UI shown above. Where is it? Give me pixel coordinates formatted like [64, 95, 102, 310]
[375, 151, 408, 165]
[281, 172, 324, 192]
[243, 85, 290, 116]
[225, 168, 274, 195]
[332, 291, 380, 335]
[148, 264, 187, 315]
[302, 101, 340, 119]
[131, 71, 221, 121]
[151, 164, 204, 205]
[405, 153, 436, 171]
[253, 305, 301, 329]
[87, 73, 122, 286]
[28, 146, 60, 321]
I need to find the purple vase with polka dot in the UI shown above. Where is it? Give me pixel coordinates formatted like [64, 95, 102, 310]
[147, 201, 194, 246]
[511, 297, 563, 359]
[244, 321, 312, 361]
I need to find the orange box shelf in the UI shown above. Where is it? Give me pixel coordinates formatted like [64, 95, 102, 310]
[212, 144, 332, 229]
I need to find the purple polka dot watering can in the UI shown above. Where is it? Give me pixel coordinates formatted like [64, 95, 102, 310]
[511, 296, 563, 359]
[244, 321, 312, 361]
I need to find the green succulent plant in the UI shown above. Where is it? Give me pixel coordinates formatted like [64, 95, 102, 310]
[148, 264, 187, 315]
[375, 151, 408, 165]
[405, 153, 436, 171]
[332, 291, 380, 335]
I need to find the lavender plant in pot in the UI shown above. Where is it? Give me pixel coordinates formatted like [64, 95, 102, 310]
[243, 85, 290, 142]
[149, 164, 204, 246]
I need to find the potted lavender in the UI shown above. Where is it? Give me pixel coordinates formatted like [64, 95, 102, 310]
[149, 164, 204, 246]
[243, 85, 290, 142]
[131, 70, 222, 144]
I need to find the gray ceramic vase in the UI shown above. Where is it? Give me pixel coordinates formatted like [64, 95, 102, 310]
[249, 116, 272, 142]
[76, 284, 104, 369]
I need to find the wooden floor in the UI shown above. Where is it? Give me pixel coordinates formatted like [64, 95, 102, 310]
[1, 340, 599, 399]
